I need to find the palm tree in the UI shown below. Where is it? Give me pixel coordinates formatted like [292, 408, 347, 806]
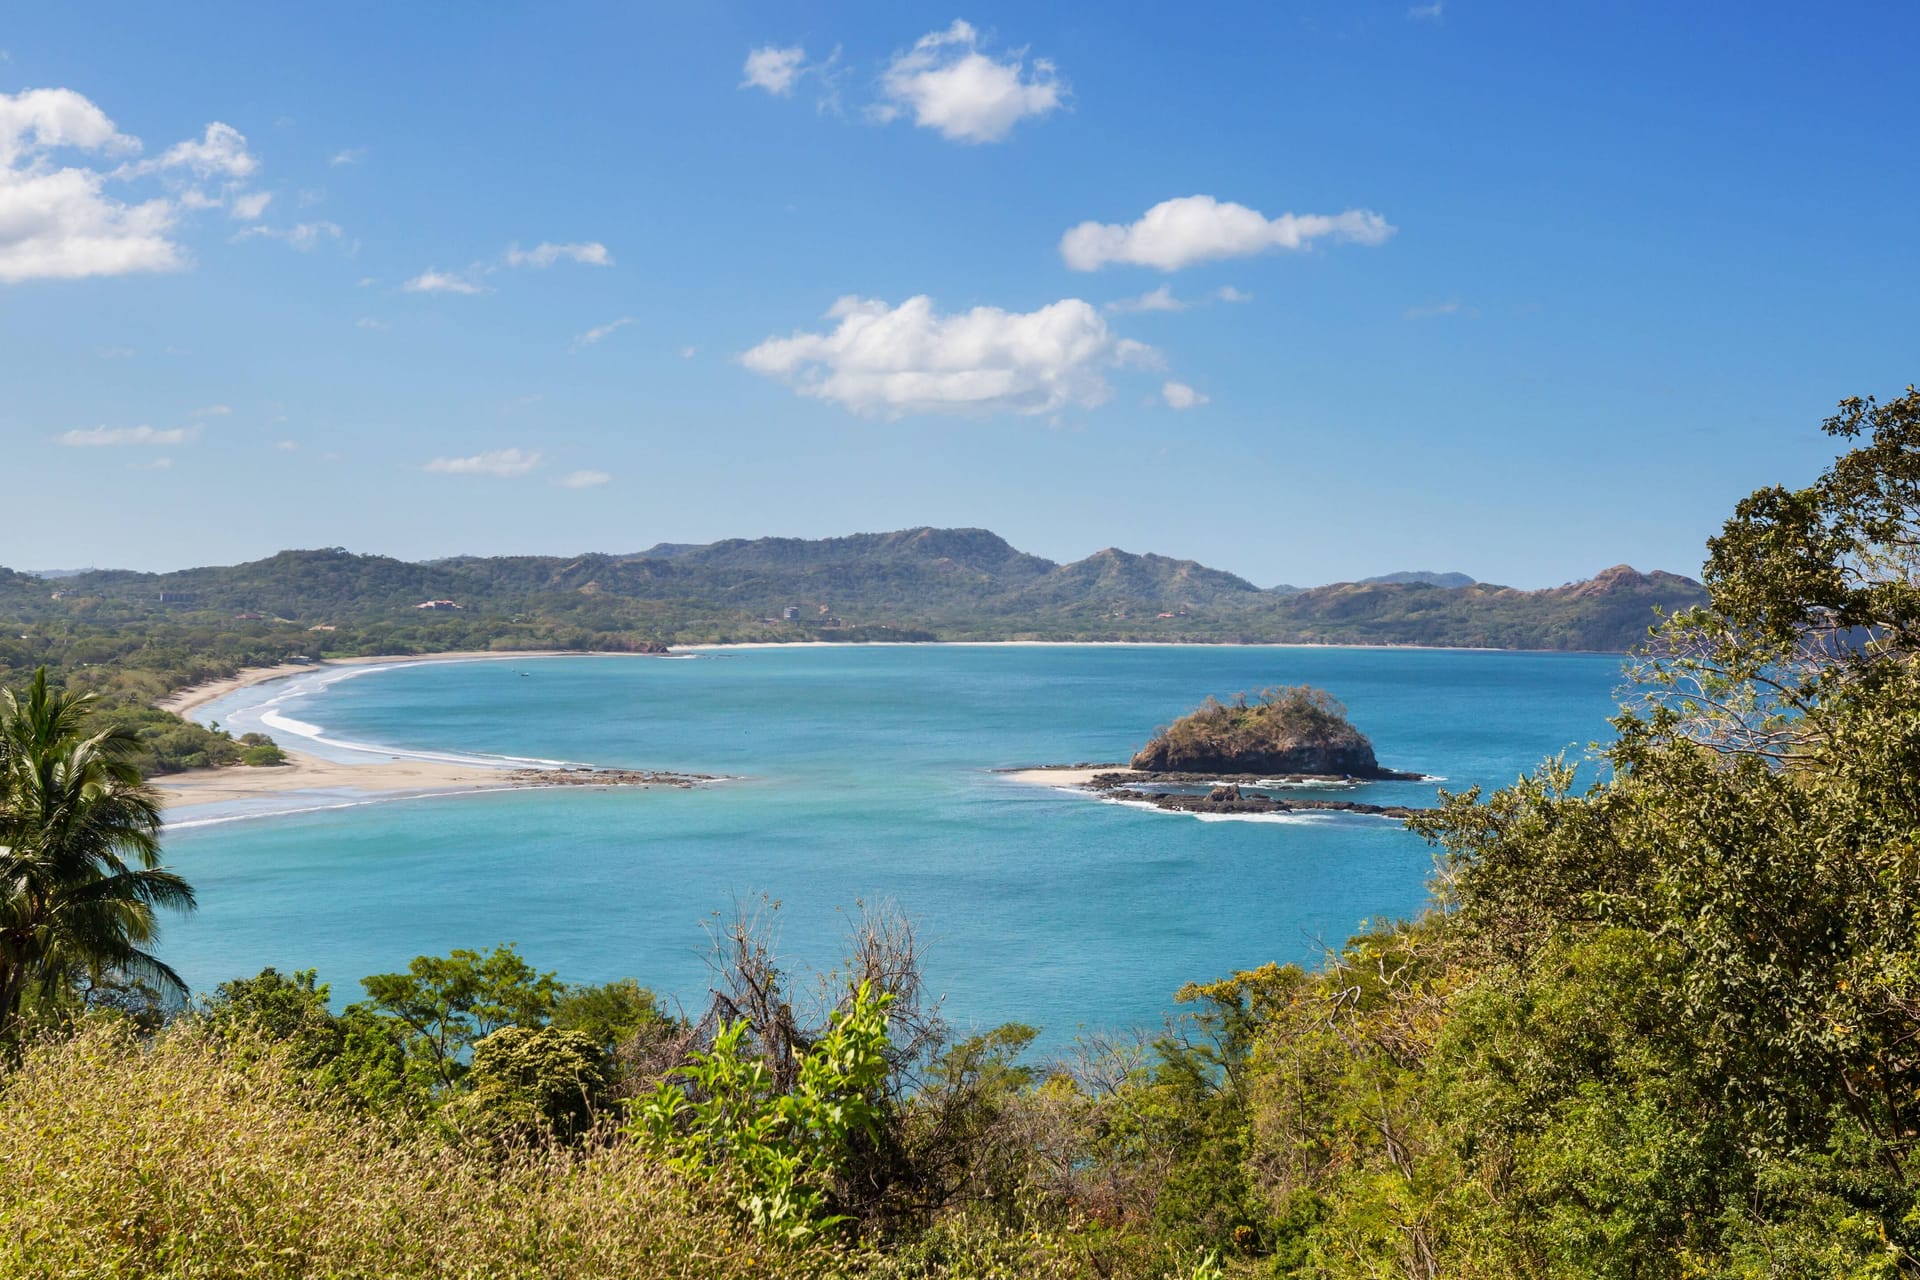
[0, 668, 195, 1025]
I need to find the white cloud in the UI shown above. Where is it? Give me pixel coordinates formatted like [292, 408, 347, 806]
[679, 345, 697, 359]
[356, 316, 389, 329]
[276, 440, 298, 452]
[874, 20, 1065, 143]
[1214, 284, 1253, 303]
[142, 122, 257, 180]
[189, 403, 231, 416]
[1060, 195, 1395, 272]
[742, 45, 808, 95]
[424, 448, 541, 477]
[403, 268, 485, 295]
[1161, 381, 1209, 410]
[0, 88, 181, 282]
[556, 469, 612, 489]
[1107, 284, 1187, 314]
[506, 241, 612, 268]
[130, 456, 174, 471]
[329, 147, 365, 166]
[1409, 1, 1444, 19]
[742, 294, 1143, 419]
[235, 220, 342, 251]
[229, 190, 272, 220]
[571, 316, 632, 349]
[58, 423, 201, 446]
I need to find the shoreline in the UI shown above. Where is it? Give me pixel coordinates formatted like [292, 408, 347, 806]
[153, 745, 712, 813]
[153, 651, 705, 813]
[999, 765, 1127, 788]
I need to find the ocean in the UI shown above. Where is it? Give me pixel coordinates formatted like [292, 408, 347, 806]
[166, 644, 1625, 1043]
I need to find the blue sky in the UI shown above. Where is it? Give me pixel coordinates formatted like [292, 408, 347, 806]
[2, 2, 1915, 588]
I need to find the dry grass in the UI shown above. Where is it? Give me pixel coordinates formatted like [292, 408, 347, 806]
[0, 1022, 834, 1279]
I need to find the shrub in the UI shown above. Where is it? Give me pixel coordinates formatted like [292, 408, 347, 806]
[0, 1020, 830, 1279]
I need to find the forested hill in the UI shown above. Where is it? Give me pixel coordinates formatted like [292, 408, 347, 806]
[0, 528, 1704, 654]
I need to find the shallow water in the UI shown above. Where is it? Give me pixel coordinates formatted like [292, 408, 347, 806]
[166, 645, 1624, 1041]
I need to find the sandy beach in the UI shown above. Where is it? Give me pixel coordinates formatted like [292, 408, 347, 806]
[152, 748, 530, 806]
[152, 651, 701, 810]
[999, 765, 1123, 787]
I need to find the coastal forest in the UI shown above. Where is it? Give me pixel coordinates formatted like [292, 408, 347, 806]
[4, 386, 1919, 1278]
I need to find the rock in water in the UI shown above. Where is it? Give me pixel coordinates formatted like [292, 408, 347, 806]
[1130, 685, 1393, 778]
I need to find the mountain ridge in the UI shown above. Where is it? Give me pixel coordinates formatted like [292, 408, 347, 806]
[0, 528, 1709, 652]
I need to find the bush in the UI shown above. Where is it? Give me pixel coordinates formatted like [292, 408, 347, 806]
[241, 742, 288, 766]
[0, 1021, 833, 1279]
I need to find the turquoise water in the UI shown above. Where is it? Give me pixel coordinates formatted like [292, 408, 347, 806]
[166, 645, 1624, 1041]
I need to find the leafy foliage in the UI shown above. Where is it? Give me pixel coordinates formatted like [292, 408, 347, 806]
[635, 981, 896, 1241]
[0, 669, 194, 1028]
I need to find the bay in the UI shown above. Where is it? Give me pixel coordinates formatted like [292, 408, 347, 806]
[165, 644, 1624, 1042]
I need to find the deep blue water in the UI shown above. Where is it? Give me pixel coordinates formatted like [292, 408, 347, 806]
[166, 645, 1624, 1041]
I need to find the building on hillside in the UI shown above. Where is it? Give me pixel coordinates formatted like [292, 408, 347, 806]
[782, 605, 801, 621]
[414, 600, 464, 610]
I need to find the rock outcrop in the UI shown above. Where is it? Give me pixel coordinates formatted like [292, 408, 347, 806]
[1128, 686, 1412, 779]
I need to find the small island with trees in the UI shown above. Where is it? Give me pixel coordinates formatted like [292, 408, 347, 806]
[1016, 685, 1432, 818]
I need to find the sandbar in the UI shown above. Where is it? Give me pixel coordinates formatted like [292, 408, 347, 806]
[998, 765, 1126, 787]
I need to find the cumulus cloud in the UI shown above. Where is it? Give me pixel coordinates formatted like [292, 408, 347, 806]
[742, 294, 1144, 419]
[1060, 195, 1394, 272]
[1161, 381, 1209, 410]
[742, 45, 808, 95]
[403, 268, 485, 295]
[0, 89, 179, 282]
[1408, 1, 1444, 19]
[556, 469, 612, 489]
[1214, 284, 1253, 303]
[873, 20, 1065, 143]
[506, 240, 612, 268]
[0, 89, 274, 283]
[424, 448, 541, 477]
[571, 316, 632, 349]
[328, 147, 365, 166]
[139, 121, 258, 180]
[58, 423, 201, 446]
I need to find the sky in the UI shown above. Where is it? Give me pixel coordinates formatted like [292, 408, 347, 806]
[2, 2, 1916, 589]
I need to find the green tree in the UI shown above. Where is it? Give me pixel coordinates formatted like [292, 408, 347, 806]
[453, 1024, 609, 1143]
[0, 668, 194, 1026]
[356, 944, 562, 1090]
